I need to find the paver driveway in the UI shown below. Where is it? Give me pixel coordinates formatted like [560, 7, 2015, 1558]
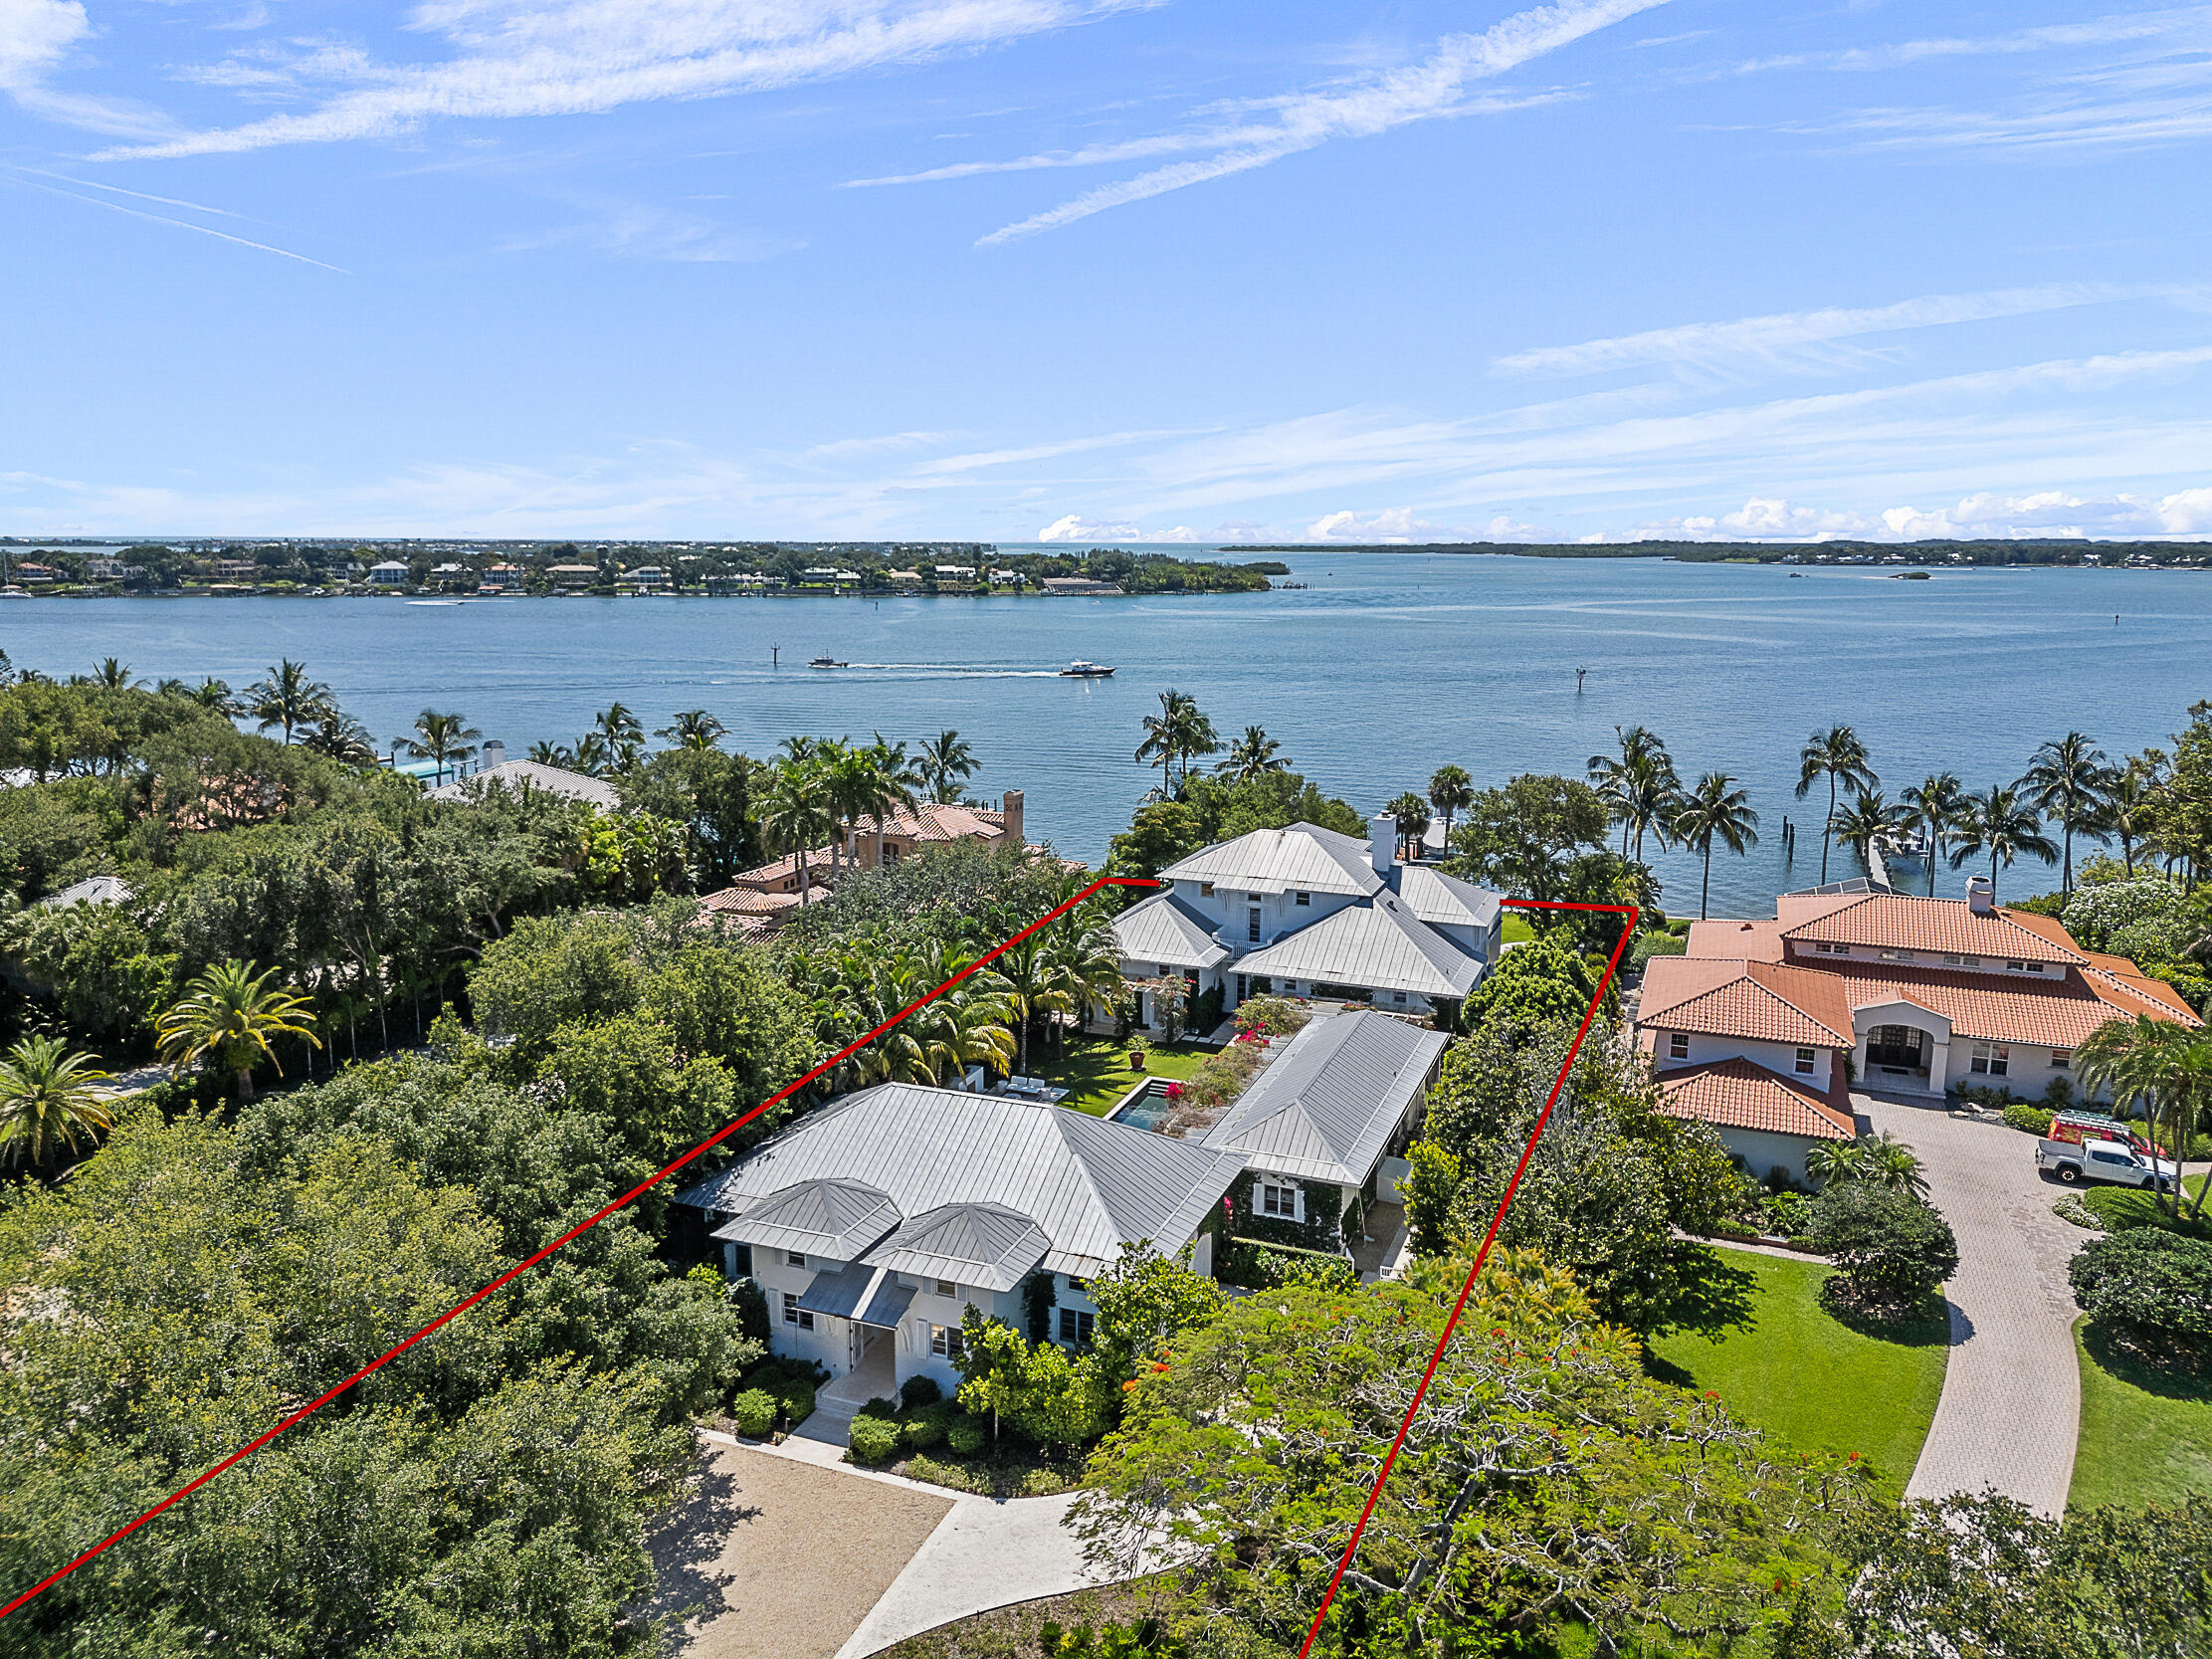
[1855, 1092, 2085, 1516]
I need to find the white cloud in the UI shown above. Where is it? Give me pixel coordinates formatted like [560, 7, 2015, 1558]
[1496, 284, 2151, 380]
[0, 0, 179, 136]
[101, 0, 1134, 159]
[975, 0, 1670, 244]
[1307, 507, 1456, 542]
[1037, 514, 1141, 540]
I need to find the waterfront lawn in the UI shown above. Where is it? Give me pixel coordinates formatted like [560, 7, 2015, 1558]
[1502, 913, 1536, 944]
[1647, 1251, 1947, 1495]
[1031, 1038, 1210, 1116]
[2072, 1318, 2212, 1511]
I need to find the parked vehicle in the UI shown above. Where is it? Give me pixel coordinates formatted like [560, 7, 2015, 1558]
[2048, 1111, 2168, 1158]
[2036, 1136, 2178, 1190]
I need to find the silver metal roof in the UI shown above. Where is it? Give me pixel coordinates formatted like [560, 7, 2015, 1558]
[797, 1262, 916, 1328]
[36, 874, 130, 910]
[427, 759, 620, 809]
[708, 1177, 901, 1259]
[1238, 892, 1486, 998]
[1390, 865, 1501, 932]
[677, 1084, 1250, 1277]
[1112, 892, 1233, 969]
[869, 1202, 1051, 1292]
[1203, 1010, 1450, 1185]
[1156, 822, 1383, 898]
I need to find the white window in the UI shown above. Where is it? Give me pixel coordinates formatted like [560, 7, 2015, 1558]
[785, 1249, 806, 1268]
[1296, 890, 1311, 907]
[1669, 1032, 1691, 1060]
[933, 1279, 956, 1298]
[2023, 961, 2044, 973]
[1941, 952, 1981, 968]
[782, 1293, 815, 1332]
[1879, 948, 1912, 962]
[1971, 1042, 2010, 1077]
[1058, 1308, 1095, 1346]
[1795, 1047, 1816, 1075]
[1248, 909, 1262, 943]
[2050, 1049, 2072, 1071]
[929, 1323, 965, 1359]
[1260, 1180, 1302, 1220]
[1391, 989, 1407, 1005]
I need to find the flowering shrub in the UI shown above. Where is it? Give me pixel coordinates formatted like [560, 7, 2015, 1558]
[1235, 996, 1309, 1039]
[1163, 1082, 1185, 1101]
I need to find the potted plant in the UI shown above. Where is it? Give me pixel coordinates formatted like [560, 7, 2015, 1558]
[1127, 1034, 1151, 1072]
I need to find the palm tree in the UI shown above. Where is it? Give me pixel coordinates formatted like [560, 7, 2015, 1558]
[571, 733, 613, 776]
[1671, 772, 1759, 920]
[1947, 785, 2058, 903]
[1216, 726, 1288, 783]
[977, 934, 1073, 1075]
[91, 658, 141, 690]
[2021, 732, 2114, 894]
[1829, 788, 1910, 882]
[2075, 1015, 2212, 1218]
[918, 729, 978, 804]
[528, 740, 577, 768]
[1589, 727, 1680, 863]
[1134, 690, 1219, 794]
[658, 710, 725, 751]
[405, 709, 482, 785]
[0, 1036, 114, 1166]
[859, 736, 921, 869]
[302, 712, 380, 768]
[1902, 772, 1968, 892]
[1796, 726, 1876, 885]
[1428, 764, 1474, 851]
[1384, 791, 1433, 862]
[595, 703, 644, 747]
[156, 959, 320, 1101]
[2103, 759, 2162, 879]
[247, 659, 335, 745]
[1045, 898, 1126, 1051]
[758, 758, 834, 893]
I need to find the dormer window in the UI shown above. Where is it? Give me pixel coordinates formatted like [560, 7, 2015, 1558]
[1878, 948, 1911, 962]
[1200, 882, 1215, 897]
[1669, 1032, 1691, 1060]
[1296, 890, 1311, 906]
[1941, 952, 1980, 968]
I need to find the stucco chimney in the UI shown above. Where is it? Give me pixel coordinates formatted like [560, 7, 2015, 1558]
[1001, 789, 1024, 847]
[480, 738, 504, 774]
[1965, 874, 1994, 914]
[1369, 812, 1395, 876]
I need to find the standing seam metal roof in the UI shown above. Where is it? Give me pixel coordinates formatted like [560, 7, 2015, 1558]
[1155, 822, 1384, 897]
[1202, 1011, 1449, 1184]
[869, 1202, 1052, 1292]
[1111, 892, 1234, 969]
[1236, 893, 1485, 998]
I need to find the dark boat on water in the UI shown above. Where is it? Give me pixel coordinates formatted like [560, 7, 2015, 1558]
[809, 657, 847, 668]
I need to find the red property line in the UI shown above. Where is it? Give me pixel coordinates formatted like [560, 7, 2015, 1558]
[1, 874, 1163, 1622]
[1295, 898, 1639, 1659]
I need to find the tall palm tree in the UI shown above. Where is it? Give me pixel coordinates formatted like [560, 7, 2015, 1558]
[1902, 772, 1967, 893]
[918, 729, 978, 804]
[1134, 689, 1219, 794]
[658, 710, 726, 751]
[977, 934, 1073, 1075]
[156, 959, 320, 1101]
[1947, 785, 2059, 903]
[302, 712, 380, 768]
[0, 1036, 114, 1166]
[593, 704, 646, 773]
[528, 740, 578, 768]
[1384, 791, 1433, 862]
[2021, 731, 2114, 895]
[1588, 727, 1680, 863]
[860, 735, 921, 869]
[2075, 1015, 2212, 1218]
[758, 758, 835, 893]
[2103, 758, 2162, 879]
[405, 709, 482, 785]
[1045, 899, 1126, 1051]
[570, 732, 612, 777]
[1671, 772, 1759, 920]
[248, 659, 334, 745]
[1428, 764, 1474, 851]
[1829, 788, 1910, 883]
[1216, 726, 1288, 784]
[91, 658, 141, 690]
[1796, 726, 1877, 885]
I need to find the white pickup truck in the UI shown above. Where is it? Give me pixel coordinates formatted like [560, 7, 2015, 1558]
[2037, 1136, 2179, 1191]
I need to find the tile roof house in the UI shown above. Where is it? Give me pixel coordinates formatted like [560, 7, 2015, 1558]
[676, 1084, 1247, 1395]
[699, 792, 1038, 924]
[1110, 818, 1501, 1026]
[1636, 874, 2198, 1183]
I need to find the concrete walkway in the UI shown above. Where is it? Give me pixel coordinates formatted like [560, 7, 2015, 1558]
[1855, 1093, 2085, 1516]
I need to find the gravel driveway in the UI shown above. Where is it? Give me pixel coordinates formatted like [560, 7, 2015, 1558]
[650, 1440, 954, 1658]
[1855, 1093, 2085, 1516]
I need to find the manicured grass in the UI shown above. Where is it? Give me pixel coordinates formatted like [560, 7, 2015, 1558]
[1647, 1250, 1947, 1494]
[2081, 1184, 2212, 1241]
[1030, 1037, 1211, 1117]
[2072, 1318, 2212, 1511]
[1502, 913, 1536, 944]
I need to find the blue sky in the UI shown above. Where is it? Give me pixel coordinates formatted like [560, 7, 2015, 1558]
[3, 0, 2209, 542]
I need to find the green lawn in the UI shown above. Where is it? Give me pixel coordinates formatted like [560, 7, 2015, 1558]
[1647, 1251, 1948, 1495]
[1030, 1037, 1211, 1116]
[2082, 1184, 2212, 1241]
[1502, 913, 1536, 944]
[2072, 1318, 2212, 1512]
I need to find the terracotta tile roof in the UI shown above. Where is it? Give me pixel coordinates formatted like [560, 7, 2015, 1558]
[2081, 954, 2203, 1024]
[851, 802, 1008, 844]
[1655, 1058, 1857, 1142]
[728, 847, 835, 889]
[1813, 959, 2172, 1048]
[1638, 957, 1857, 1047]
[697, 887, 803, 916]
[1780, 893, 2089, 965]
[1686, 919, 1786, 961]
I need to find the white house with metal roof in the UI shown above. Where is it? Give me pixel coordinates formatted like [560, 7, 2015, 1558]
[1112, 818, 1501, 1025]
[677, 1084, 1248, 1395]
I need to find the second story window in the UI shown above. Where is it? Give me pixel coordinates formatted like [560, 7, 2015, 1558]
[1248, 909, 1262, 943]
[1795, 1047, 1816, 1075]
[1669, 1032, 1690, 1060]
[1296, 890, 1311, 906]
[786, 1250, 807, 1268]
[1200, 882, 1215, 897]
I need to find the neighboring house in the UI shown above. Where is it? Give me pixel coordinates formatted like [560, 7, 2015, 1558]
[841, 792, 1027, 867]
[1041, 577, 1124, 595]
[424, 750, 619, 809]
[691, 883, 833, 939]
[547, 563, 600, 587]
[676, 1084, 1248, 1394]
[623, 566, 671, 591]
[36, 874, 131, 911]
[1110, 819, 1501, 1025]
[482, 562, 523, 590]
[366, 560, 410, 586]
[1202, 1010, 1449, 1254]
[1636, 875, 2200, 1181]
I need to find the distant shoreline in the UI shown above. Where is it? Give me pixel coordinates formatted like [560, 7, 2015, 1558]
[1241, 538, 2212, 568]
